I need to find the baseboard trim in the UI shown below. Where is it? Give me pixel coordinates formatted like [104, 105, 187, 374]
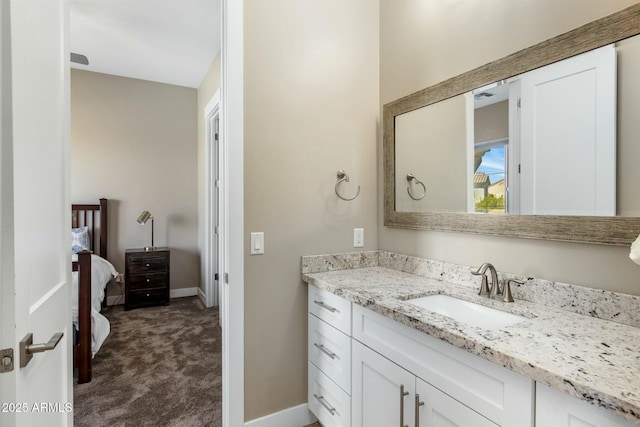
[197, 287, 207, 305]
[244, 403, 316, 427]
[170, 287, 198, 299]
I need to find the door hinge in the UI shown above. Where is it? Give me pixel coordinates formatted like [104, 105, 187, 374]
[517, 98, 521, 108]
[215, 132, 219, 142]
[215, 226, 219, 234]
[0, 348, 14, 373]
[214, 273, 219, 281]
[224, 273, 229, 284]
[518, 164, 521, 173]
[215, 179, 220, 188]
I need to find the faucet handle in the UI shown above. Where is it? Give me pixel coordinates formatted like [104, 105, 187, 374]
[503, 279, 524, 303]
[470, 265, 491, 296]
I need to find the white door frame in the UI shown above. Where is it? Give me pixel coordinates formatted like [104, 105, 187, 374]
[204, 90, 220, 309]
[221, 0, 244, 426]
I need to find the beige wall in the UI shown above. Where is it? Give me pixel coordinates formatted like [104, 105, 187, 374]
[243, 0, 379, 421]
[70, 69, 199, 294]
[379, 1, 640, 295]
[197, 54, 222, 292]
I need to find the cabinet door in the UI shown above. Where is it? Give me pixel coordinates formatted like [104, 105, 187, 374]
[415, 378, 498, 427]
[352, 340, 415, 427]
[536, 384, 638, 427]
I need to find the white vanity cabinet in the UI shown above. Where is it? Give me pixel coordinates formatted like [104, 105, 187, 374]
[352, 340, 497, 427]
[352, 340, 416, 427]
[536, 383, 638, 427]
[351, 304, 534, 427]
[308, 286, 352, 427]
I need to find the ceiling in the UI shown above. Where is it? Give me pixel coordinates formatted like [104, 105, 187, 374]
[70, 0, 221, 88]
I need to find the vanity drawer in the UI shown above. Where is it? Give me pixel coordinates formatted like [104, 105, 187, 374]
[352, 304, 533, 427]
[309, 313, 351, 394]
[308, 361, 351, 427]
[308, 285, 351, 335]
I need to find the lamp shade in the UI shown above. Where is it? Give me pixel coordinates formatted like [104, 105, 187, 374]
[137, 210, 152, 224]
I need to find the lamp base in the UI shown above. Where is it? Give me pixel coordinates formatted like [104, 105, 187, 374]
[144, 246, 157, 251]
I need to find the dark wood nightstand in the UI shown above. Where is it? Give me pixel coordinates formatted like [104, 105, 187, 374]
[125, 247, 170, 310]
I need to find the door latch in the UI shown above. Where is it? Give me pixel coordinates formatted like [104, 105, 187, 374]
[0, 348, 14, 373]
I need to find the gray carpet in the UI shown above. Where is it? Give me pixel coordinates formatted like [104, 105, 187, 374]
[74, 297, 222, 427]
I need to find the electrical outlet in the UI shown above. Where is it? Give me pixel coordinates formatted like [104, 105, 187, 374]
[354, 228, 364, 248]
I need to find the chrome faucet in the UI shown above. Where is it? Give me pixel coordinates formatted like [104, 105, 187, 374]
[471, 263, 499, 298]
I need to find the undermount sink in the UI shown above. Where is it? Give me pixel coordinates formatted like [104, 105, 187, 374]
[407, 294, 527, 329]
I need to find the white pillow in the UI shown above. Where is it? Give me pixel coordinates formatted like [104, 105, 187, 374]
[71, 226, 90, 254]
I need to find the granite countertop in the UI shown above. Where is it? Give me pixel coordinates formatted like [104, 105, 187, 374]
[302, 265, 640, 424]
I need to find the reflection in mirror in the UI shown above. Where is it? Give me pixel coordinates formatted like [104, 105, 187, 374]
[395, 96, 468, 213]
[473, 45, 616, 216]
[393, 34, 640, 218]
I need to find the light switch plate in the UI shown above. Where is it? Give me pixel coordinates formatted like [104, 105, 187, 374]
[354, 228, 364, 248]
[250, 232, 264, 255]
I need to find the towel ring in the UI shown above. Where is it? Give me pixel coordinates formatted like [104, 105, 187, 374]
[335, 169, 360, 201]
[406, 173, 426, 200]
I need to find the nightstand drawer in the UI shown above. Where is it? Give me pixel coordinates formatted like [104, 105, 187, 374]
[128, 273, 168, 290]
[128, 256, 168, 274]
[128, 288, 168, 307]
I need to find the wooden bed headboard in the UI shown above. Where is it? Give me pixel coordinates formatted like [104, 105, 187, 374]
[72, 198, 108, 259]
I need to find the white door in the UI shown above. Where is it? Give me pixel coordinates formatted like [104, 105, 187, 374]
[0, 1, 71, 426]
[205, 91, 220, 311]
[518, 44, 616, 216]
[352, 340, 415, 427]
[415, 377, 498, 427]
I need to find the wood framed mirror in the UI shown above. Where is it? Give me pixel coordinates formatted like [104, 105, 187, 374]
[383, 3, 640, 245]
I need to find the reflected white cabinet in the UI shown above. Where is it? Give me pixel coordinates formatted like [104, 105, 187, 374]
[536, 384, 639, 427]
[352, 340, 415, 427]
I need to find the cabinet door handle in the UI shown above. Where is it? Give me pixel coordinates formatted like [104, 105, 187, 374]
[313, 300, 338, 313]
[313, 394, 336, 415]
[415, 393, 425, 427]
[313, 342, 337, 359]
[145, 263, 150, 267]
[400, 384, 409, 427]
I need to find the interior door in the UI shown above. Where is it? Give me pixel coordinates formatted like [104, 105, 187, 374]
[518, 44, 616, 215]
[0, 1, 71, 426]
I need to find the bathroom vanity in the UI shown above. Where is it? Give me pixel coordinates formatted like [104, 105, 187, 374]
[303, 251, 640, 427]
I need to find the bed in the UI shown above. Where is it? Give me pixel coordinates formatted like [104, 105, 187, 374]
[72, 198, 118, 384]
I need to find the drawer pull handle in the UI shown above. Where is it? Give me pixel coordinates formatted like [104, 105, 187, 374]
[313, 343, 337, 359]
[146, 263, 150, 267]
[415, 393, 425, 427]
[313, 300, 338, 313]
[313, 394, 336, 416]
[400, 384, 409, 427]
[146, 293, 150, 297]
[146, 278, 150, 282]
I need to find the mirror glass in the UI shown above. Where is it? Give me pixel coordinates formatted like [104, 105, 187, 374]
[394, 34, 640, 217]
